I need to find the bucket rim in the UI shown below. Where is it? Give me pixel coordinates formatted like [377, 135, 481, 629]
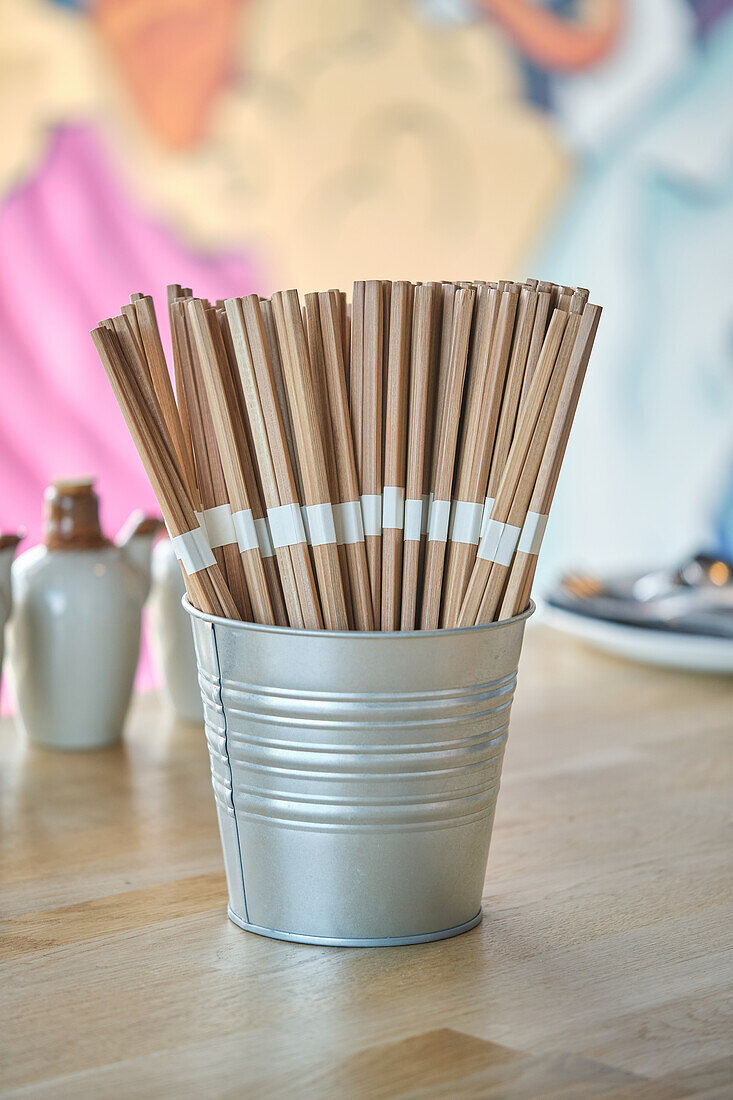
[182, 595, 534, 640]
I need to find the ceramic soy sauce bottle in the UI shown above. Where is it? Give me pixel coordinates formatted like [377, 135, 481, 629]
[149, 535, 203, 723]
[10, 479, 160, 750]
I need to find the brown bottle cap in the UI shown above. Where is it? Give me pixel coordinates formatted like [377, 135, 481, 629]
[44, 479, 109, 551]
[0, 532, 23, 552]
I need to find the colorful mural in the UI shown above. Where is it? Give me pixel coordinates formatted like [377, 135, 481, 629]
[533, 0, 733, 573]
[1, 0, 731, 585]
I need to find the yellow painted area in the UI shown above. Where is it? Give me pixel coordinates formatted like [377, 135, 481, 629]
[0, 0, 569, 286]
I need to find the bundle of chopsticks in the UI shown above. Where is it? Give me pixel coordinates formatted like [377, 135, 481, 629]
[91, 278, 601, 631]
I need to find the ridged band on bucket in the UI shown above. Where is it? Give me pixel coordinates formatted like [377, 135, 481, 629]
[184, 600, 532, 947]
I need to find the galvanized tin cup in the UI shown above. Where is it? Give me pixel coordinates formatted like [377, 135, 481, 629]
[184, 598, 532, 947]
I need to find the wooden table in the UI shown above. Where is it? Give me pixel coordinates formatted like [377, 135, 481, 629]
[1, 625, 732, 1098]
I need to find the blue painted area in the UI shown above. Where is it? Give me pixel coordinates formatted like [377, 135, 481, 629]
[712, 459, 733, 558]
[685, 0, 733, 36]
[530, 11, 733, 577]
[518, 0, 579, 110]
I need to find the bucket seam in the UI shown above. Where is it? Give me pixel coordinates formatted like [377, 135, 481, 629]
[211, 621, 249, 924]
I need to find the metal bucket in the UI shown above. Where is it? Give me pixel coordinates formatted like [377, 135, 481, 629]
[184, 598, 532, 947]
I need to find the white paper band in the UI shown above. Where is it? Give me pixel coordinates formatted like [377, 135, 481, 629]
[518, 511, 549, 556]
[361, 494, 382, 537]
[478, 519, 521, 567]
[382, 486, 405, 530]
[267, 503, 307, 548]
[403, 498, 423, 541]
[428, 498, 451, 542]
[195, 504, 234, 549]
[170, 526, 216, 575]
[231, 508, 259, 553]
[302, 502, 338, 546]
[333, 500, 364, 544]
[254, 517, 274, 558]
[449, 500, 483, 546]
[480, 496, 496, 541]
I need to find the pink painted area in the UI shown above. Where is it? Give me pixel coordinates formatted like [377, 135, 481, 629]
[0, 124, 259, 543]
[0, 125, 261, 704]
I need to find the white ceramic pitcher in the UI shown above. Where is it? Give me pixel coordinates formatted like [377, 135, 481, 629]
[10, 479, 160, 750]
[149, 535, 203, 723]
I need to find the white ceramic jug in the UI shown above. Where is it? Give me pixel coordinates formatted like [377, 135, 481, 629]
[10, 479, 160, 750]
[0, 534, 23, 680]
[149, 536, 203, 723]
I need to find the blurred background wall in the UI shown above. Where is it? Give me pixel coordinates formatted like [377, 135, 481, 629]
[1, 0, 732, 585]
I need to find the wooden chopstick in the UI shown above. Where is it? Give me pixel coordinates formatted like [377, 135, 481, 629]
[91, 324, 238, 620]
[167, 288, 196, 490]
[428, 283, 457, 497]
[217, 305, 288, 627]
[400, 283, 439, 630]
[420, 286, 475, 629]
[273, 290, 350, 630]
[260, 297, 304, 506]
[441, 283, 500, 626]
[483, 284, 523, 509]
[318, 290, 375, 630]
[132, 295, 191, 479]
[519, 280, 553, 413]
[350, 281, 365, 487]
[474, 293, 588, 623]
[362, 280, 385, 627]
[166, 301, 251, 619]
[226, 295, 319, 628]
[187, 298, 275, 625]
[96, 274, 601, 635]
[381, 281, 413, 630]
[305, 292, 354, 627]
[339, 290, 350, 388]
[106, 305, 249, 616]
[456, 306, 570, 628]
[500, 302, 602, 620]
[416, 282, 445, 619]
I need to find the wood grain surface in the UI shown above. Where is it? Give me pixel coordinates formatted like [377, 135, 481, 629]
[1, 627, 731, 1098]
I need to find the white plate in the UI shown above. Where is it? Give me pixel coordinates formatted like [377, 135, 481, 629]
[540, 601, 733, 674]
